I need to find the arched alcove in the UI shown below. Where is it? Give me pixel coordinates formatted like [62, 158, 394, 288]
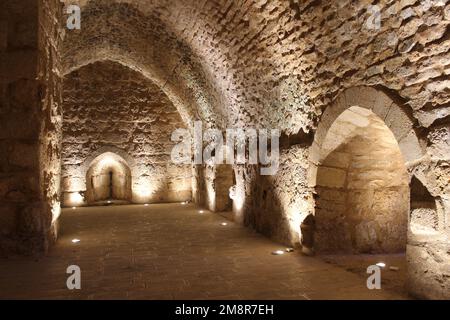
[314, 106, 409, 253]
[308, 87, 425, 254]
[85, 152, 132, 205]
[409, 176, 439, 235]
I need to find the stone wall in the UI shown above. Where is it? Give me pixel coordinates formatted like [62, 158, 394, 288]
[0, 0, 62, 255]
[61, 61, 191, 206]
[235, 85, 448, 298]
[0, 0, 448, 299]
[59, 0, 450, 299]
[235, 147, 313, 246]
[38, 0, 63, 252]
[193, 163, 234, 212]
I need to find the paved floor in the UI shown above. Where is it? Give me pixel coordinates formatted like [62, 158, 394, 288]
[321, 253, 407, 297]
[0, 203, 408, 299]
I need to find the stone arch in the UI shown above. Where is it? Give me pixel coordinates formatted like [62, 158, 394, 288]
[409, 174, 443, 236]
[63, 54, 196, 129]
[85, 152, 133, 205]
[61, 1, 226, 130]
[60, 0, 287, 131]
[82, 147, 136, 204]
[63, 147, 135, 207]
[80, 146, 136, 178]
[309, 86, 424, 186]
[308, 86, 425, 254]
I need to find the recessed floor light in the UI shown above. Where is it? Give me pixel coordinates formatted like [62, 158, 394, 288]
[221, 222, 228, 226]
[376, 262, 386, 268]
[199, 210, 204, 214]
[71, 239, 80, 243]
[272, 250, 284, 255]
[144, 204, 149, 206]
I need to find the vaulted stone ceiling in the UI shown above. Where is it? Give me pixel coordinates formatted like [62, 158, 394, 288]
[61, 0, 450, 136]
[0, 0, 448, 300]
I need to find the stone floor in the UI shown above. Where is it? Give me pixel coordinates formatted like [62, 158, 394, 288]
[0, 203, 409, 299]
[320, 253, 407, 297]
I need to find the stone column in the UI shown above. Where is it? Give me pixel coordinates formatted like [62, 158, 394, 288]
[0, 0, 62, 255]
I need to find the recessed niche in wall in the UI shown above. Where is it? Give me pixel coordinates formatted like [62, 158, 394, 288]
[314, 106, 409, 254]
[409, 176, 439, 235]
[85, 152, 132, 205]
[215, 164, 235, 212]
[204, 163, 235, 212]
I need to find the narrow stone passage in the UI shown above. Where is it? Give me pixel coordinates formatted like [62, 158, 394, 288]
[0, 204, 407, 300]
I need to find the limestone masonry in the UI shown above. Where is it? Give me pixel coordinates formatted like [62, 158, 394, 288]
[0, 0, 448, 299]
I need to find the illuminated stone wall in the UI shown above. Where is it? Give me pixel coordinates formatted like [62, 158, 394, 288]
[61, 61, 191, 206]
[236, 86, 448, 298]
[314, 107, 409, 254]
[0, 0, 447, 299]
[193, 163, 234, 212]
[0, 0, 62, 255]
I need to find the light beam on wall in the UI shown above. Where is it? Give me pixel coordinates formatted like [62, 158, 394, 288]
[67, 192, 84, 207]
[51, 203, 61, 223]
[134, 184, 153, 202]
[229, 185, 236, 200]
